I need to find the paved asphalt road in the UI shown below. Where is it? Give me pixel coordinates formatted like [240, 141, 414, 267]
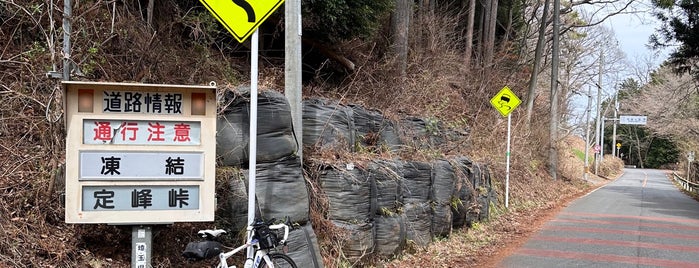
[499, 169, 699, 268]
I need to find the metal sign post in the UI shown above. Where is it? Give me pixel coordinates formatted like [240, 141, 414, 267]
[490, 86, 521, 208]
[199, 2, 286, 264]
[505, 113, 512, 207]
[616, 143, 621, 157]
[245, 30, 260, 265]
[688, 151, 694, 180]
[131, 226, 152, 268]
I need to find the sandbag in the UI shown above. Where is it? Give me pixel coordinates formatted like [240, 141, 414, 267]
[400, 161, 433, 203]
[217, 90, 249, 167]
[430, 159, 456, 236]
[302, 98, 355, 151]
[248, 156, 310, 224]
[373, 214, 407, 258]
[319, 164, 373, 223]
[397, 116, 446, 149]
[475, 164, 496, 221]
[256, 91, 298, 163]
[450, 157, 478, 228]
[431, 159, 456, 204]
[216, 89, 297, 166]
[350, 105, 402, 152]
[286, 223, 325, 268]
[332, 220, 375, 262]
[431, 203, 453, 237]
[403, 202, 432, 248]
[227, 169, 257, 234]
[368, 159, 403, 215]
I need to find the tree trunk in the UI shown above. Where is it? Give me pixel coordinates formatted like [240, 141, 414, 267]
[464, 0, 476, 70]
[484, 0, 498, 66]
[550, 0, 561, 180]
[481, 0, 491, 65]
[526, 0, 551, 126]
[634, 129, 645, 168]
[500, 6, 513, 51]
[147, 0, 154, 29]
[417, 0, 431, 51]
[392, 0, 411, 80]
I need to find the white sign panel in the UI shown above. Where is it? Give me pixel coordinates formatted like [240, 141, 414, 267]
[83, 119, 201, 145]
[135, 242, 147, 267]
[79, 151, 203, 180]
[63, 81, 216, 224]
[82, 185, 199, 211]
[102, 90, 184, 114]
[620, 115, 647, 125]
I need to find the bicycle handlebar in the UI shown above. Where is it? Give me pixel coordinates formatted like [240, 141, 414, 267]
[268, 222, 290, 244]
[244, 217, 293, 247]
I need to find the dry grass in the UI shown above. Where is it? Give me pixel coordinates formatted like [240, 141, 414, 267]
[599, 155, 625, 178]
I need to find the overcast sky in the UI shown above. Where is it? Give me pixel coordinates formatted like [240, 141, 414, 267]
[568, 2, 672, 130]
[604, 4, 670, 67]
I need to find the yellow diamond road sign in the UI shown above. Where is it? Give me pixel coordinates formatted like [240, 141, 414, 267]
[490, 86, 521, 117]
[200, 0, 285, 43]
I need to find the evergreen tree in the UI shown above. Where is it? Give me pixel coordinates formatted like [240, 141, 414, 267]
[651, 0, 699, 79]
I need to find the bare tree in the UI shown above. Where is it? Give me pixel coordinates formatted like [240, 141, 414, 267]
[482, 0, 498, 66]
[627, 67, 699, 140]
[392, 0, 412, 80]
[524, 0, 643, 126]
[464, 0, 476, 69]
[560, 25, 626, 125]
[525, 0, 551, 125]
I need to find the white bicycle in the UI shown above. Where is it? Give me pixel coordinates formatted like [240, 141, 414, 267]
[183, 218, 298, 268]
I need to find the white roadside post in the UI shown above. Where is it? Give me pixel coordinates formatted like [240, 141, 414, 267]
[490, 86, 521, 208]
[245, 30, 260, 266]
[505, 113, 512, 207]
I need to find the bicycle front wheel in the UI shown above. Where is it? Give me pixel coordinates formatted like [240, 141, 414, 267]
[257, 253, 297, 268]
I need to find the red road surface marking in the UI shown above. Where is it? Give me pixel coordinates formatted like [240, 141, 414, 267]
[560, 212, 699, 225]
[515, 248, 699, 267]
[546, 226, 699, 241]
[531, 235, 699, 253]
[553, 217, 699, 232]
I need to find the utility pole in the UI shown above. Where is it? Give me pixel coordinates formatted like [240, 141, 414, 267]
[63, 0, 72, 81]
[584, 86, 592, 180]
[549, 0, 561, 180]
[612, 91, 618, 157]
[285, 0, 303, 161]
[594, 53, 603, 174]
[601, 117, 605, 158]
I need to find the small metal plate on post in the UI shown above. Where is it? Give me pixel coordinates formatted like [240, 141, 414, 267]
[132, 226, 152, 268]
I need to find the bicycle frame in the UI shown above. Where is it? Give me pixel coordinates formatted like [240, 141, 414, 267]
[216, 223, 290, 268]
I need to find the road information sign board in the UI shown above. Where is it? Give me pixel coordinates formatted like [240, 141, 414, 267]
[620, 115, 647, 125]
[490, 86, 521, 117]
[200, 0, 285, 43]
[63, 81, 216, 224]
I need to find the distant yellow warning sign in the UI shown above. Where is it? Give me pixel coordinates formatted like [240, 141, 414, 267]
[200, 0, 285, 43]
[490, 86, 521, 117]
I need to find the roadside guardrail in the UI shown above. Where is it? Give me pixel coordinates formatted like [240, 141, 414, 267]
[672, 172, 699, 194]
